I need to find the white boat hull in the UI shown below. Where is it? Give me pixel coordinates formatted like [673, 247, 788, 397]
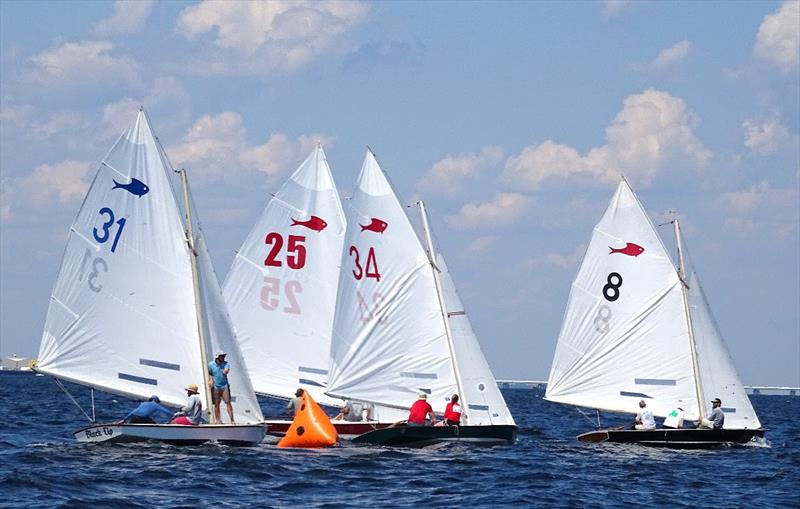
[73, 423, 266, 446]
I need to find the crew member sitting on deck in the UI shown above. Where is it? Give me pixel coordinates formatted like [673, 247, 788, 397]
[662, 407, 686, 429]
[122, 395, 172, 424]
[407, 393, 436, 427]
[633, 400, 656, 430]
[287, 388, 304, 417]
[442, 394, 462, 426]
[699, 398, 725, 429]
[171, 384, 203, 425]
[334, 399, 372, 422]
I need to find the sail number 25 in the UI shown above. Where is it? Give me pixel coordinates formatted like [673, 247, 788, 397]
[349, 246, 381, 281]
[264, 233, 306, 270]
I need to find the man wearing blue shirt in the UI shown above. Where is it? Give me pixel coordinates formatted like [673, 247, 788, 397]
[123, 395, 172, 424]
[208, 351, 234, 424]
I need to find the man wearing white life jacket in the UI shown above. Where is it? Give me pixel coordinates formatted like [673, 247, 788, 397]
[443, 394, 462, 426]
[634, 400, 656, 430]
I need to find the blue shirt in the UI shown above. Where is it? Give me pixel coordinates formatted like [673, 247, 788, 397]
[124, 401, 173, 423]
[208, 360, 230, 389]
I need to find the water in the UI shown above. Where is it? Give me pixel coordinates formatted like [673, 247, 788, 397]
[1, 373, 797, 508]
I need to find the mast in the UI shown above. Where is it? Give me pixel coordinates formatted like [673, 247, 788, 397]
[674, 219, 705, 420]
[178, 168, 213, 422]
[416, 200, 467, 423]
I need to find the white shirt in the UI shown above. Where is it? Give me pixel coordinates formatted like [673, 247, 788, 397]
[638, 409, 656, 429]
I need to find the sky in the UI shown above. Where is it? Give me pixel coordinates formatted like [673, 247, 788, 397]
[0, 0, 798, 385]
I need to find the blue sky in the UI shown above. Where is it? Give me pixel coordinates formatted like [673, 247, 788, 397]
[1, 0, 798, 385]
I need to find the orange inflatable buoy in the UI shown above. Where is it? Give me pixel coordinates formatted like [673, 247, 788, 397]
[277, 392, 338, 448]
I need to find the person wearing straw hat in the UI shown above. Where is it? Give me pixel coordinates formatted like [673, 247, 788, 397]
[171, 384, 203, 425]
[407, 393, 437, 427]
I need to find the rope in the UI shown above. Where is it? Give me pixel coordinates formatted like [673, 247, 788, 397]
[53, 378, 95, 423]
[574, 406, 601, 429]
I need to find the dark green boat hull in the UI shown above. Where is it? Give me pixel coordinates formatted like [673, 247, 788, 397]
[351, 424, 517, 448]
[578, 428, 764, 449]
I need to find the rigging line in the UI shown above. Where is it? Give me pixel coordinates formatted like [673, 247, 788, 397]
[53, 378, 94, 423]
[574, 405, 601, 429]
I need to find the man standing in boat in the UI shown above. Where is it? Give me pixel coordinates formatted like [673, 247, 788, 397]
[208, 351, 234, 424]
[699, 398, 725, 429]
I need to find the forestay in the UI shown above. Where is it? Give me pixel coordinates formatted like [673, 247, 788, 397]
[37, 110, 203, 409]
[326, 151, 457, 419]
[545, 179, 700, 420]
[223, 146, 345, 407]
[683, 251, 761, 429]
[436, 253, 515, 426]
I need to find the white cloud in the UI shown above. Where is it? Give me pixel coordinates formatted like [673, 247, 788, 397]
[91, 0, 155, 37]
[447, 192, 528, 229]
[167, 111, 330, 179]
[718, 181, 799, 240]
[14, 161, 93, 207]
[503, 89, 712, 189]
[467, 235, 496, 253]
[742, 117, 793, 154]
[417, 146, 504, 195]
[103, 77, 187, 136]
[24, 41, 138, 86]
[32, 110, 90, 138]
[602, 0, 632, 18]
[520, 244, 587, 271]
[754, 1, 800, 72]
[631, 40, 692, 72]
[176, 0, 368, 74]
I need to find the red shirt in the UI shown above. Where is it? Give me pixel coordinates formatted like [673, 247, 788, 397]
[444, 402, 462, 422]
[408, 400, 433, 424]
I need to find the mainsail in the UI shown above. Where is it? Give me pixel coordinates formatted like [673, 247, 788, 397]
[545, 179, 699, 420]
[223, 146, 346, 407]
[37, 109, 263, 423]
[326, 151, 457, 420]
[546, 179, 759, 429]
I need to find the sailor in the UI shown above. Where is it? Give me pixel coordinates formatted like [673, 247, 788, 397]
[287, 388, 304, 417]
[633, 400, 656, 430]
[208, 351, 234, 424]
[662, 407, 686, 429]
[172, 384, 203, 425]
[334, 400, 372, 422]
[699, 398, 725, 429]
[443, 394, 462, 426]
[122, 395, 172, 424]
[407, 393, 436, 427]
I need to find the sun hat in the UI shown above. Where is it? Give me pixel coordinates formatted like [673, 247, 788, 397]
[186, 383, 199, 394]
[215, 351, 226, 358]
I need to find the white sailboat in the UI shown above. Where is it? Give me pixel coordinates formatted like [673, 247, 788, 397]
[326, 150, 516, 446]
[222, 145, 363, 435]
[545, 178, 763, 448]
[35, 109, 265, 445]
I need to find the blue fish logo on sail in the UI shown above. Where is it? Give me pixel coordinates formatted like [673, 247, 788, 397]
[112, 177, 149, 197]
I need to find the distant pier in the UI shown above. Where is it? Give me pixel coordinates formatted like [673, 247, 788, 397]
[497, 380, 800, 396]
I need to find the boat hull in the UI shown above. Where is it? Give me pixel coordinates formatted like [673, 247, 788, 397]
[577, 428, 764, 449]
[351, 425, 517, 448]
[73, 423, 266, 446]
[265, 419, 392, 439]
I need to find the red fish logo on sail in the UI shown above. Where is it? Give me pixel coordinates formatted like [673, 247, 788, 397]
[360, 218, 388, 234]
[291, 215, 328, 232]
[609, 242, 645, 257]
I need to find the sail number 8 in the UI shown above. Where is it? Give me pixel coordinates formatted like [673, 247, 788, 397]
[602, 272, 623, 302]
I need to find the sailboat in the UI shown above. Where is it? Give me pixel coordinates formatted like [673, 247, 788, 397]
[223, 145, 382, 437]
[325, 150, 516, 447]
[545, 178, 763, 448]
[34, 109, 266, 445]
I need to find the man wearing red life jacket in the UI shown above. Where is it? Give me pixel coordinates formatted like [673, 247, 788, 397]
[407, 393, 436, 426]
[443, 394, 462, 426]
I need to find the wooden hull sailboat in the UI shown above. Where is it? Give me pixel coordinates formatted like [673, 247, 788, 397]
[544, 179, 762, 447]
[351, 424, 517, 448]
[325, 151, 516, 447]
[36, 109, 266, 446]
[576, 428, 764, 449]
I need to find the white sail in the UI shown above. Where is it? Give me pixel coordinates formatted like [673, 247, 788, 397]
[684, 253, 761, 429]
[436, 253, 515, 426]
[37, 110, 204, 409]
[326, 151, 458, 417]
[545, 179, 700, 420]
[223, 146, 345, 407]
[195, 231, 263, 423]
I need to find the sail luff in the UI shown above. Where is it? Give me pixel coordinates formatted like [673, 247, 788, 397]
[179, 168, 213, 421]
[417, 200, 468, 422]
